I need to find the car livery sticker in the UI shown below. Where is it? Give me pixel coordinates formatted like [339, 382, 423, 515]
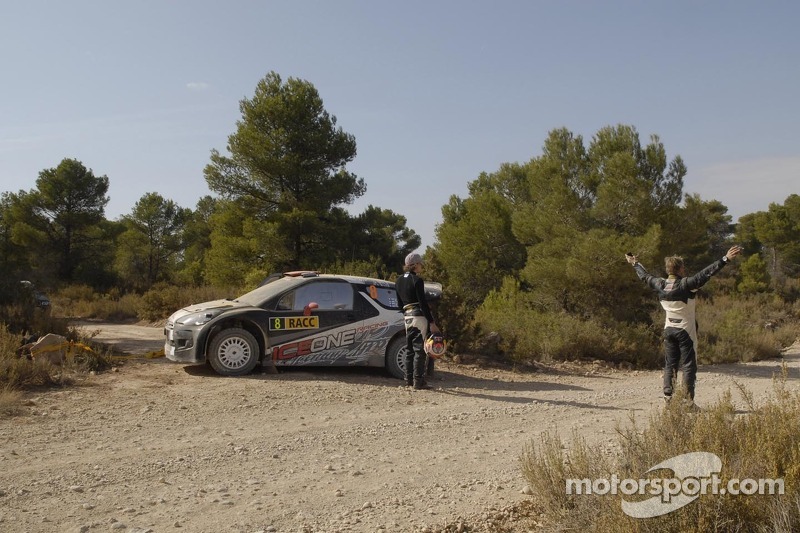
[269, 316, 320, 331]
[272, 327, 356, 360]
[271, 321, 392, 364]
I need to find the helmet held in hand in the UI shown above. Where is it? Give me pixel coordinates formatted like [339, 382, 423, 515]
[425, 332, 447, 359]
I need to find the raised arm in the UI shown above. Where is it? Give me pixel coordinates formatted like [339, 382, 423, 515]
[684, 245, 743, 290]
[625, 253, 663, 291]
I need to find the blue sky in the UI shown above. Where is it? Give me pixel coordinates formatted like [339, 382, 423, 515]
[1, 1, 798, 250]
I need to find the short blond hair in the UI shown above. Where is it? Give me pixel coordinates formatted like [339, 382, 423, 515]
[665, 256, 684, 276]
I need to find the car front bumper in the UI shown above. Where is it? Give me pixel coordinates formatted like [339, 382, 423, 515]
[164, 323, 205, 363]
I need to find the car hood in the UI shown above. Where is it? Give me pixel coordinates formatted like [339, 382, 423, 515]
[167, 299, 248, 324]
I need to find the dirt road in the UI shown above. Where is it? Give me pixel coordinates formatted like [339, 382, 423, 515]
[1, 323, 797, 532]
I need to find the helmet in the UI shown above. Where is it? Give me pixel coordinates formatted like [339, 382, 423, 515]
[424, 332, 447, 359]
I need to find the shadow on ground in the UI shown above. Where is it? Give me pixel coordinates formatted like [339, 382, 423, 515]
[704, 353, 798, 380]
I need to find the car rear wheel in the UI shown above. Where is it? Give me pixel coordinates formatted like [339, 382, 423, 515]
[208, 328, 260, 376]
[386, 337, 407, 380]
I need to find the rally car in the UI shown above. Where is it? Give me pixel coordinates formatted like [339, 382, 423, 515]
[164, 271, 441, 378]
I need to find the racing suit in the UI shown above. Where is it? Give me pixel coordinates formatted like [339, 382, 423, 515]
[632, 256, 730, 399]
[395, 271, 437, 387]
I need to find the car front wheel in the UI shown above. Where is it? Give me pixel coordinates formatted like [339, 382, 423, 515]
[208, 328, 260, 376]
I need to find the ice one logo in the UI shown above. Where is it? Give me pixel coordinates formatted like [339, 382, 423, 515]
[621, 452, 721, 518]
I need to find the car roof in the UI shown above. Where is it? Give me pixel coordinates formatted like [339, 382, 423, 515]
[283, 273, 442, 300]
[261, 271, 395, 288]
[242, 271, 441, 306]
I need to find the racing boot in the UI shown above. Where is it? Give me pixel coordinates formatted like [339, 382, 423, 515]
[413, 379, 431, 390]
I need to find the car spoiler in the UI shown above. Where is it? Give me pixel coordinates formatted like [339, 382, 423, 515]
[424, 281, 443, 302]
[259, 271, 320, 286]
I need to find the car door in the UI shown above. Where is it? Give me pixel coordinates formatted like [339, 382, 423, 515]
[267, 279, 363, 366]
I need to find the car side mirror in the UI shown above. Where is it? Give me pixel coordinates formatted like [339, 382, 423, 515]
[303, 302, 319, 316]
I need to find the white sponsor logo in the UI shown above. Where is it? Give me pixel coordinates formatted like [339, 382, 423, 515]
[566, 452, 785, 518]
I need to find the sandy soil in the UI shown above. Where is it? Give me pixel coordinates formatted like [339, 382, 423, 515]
[1, 323, 797, 532]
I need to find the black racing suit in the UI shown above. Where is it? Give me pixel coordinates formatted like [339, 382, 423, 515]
[632, 257, 730, 399]
[395, 271, 436, 386]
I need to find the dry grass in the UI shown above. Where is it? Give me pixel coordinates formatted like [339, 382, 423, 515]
[51, 284, 140, 321]
[0, 325, 60, 389]
[521, 369, 800, 532]
[52, 283, 232, 322]
[137, 283, 232, 322]
[0, 323, 113, 417]
[0, 385, 23, 417]
[698, 293, 800, 364]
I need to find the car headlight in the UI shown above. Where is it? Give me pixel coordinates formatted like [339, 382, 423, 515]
[176, 310, 222, 326]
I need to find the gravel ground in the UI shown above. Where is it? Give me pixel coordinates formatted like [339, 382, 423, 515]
[1, 323, 797, 532]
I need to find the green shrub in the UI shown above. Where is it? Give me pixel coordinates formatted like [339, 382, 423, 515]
[473, 279, 799, 367]
[52, 284, 140, 321]
[56, 284, 96, 302]
[137, 284, 232, 322]
[0, 280, 53, 334]
[53, 284, 96, 318]
[697, 293, 800, 363]
[737, 254, 771, 294]
[476, 279, 661, 366]
[521, 373, 800, 532]
[53, 284, 234, 323]
[86, 294, 140, 321]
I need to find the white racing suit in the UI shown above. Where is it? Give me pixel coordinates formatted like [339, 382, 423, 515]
[396, 271, 437, 388]
[633, 257, 729, 399]
[403, 305, 429, 385]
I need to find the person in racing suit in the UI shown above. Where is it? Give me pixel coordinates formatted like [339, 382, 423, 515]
[626, 245, 743, 402]
[395, 252, 440, 390]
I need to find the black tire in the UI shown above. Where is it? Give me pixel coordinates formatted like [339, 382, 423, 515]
[207, 328, 260, 376]
[385, 336, 408, 380]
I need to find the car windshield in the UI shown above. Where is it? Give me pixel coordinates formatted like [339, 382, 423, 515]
[235, 277, 301, 307]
